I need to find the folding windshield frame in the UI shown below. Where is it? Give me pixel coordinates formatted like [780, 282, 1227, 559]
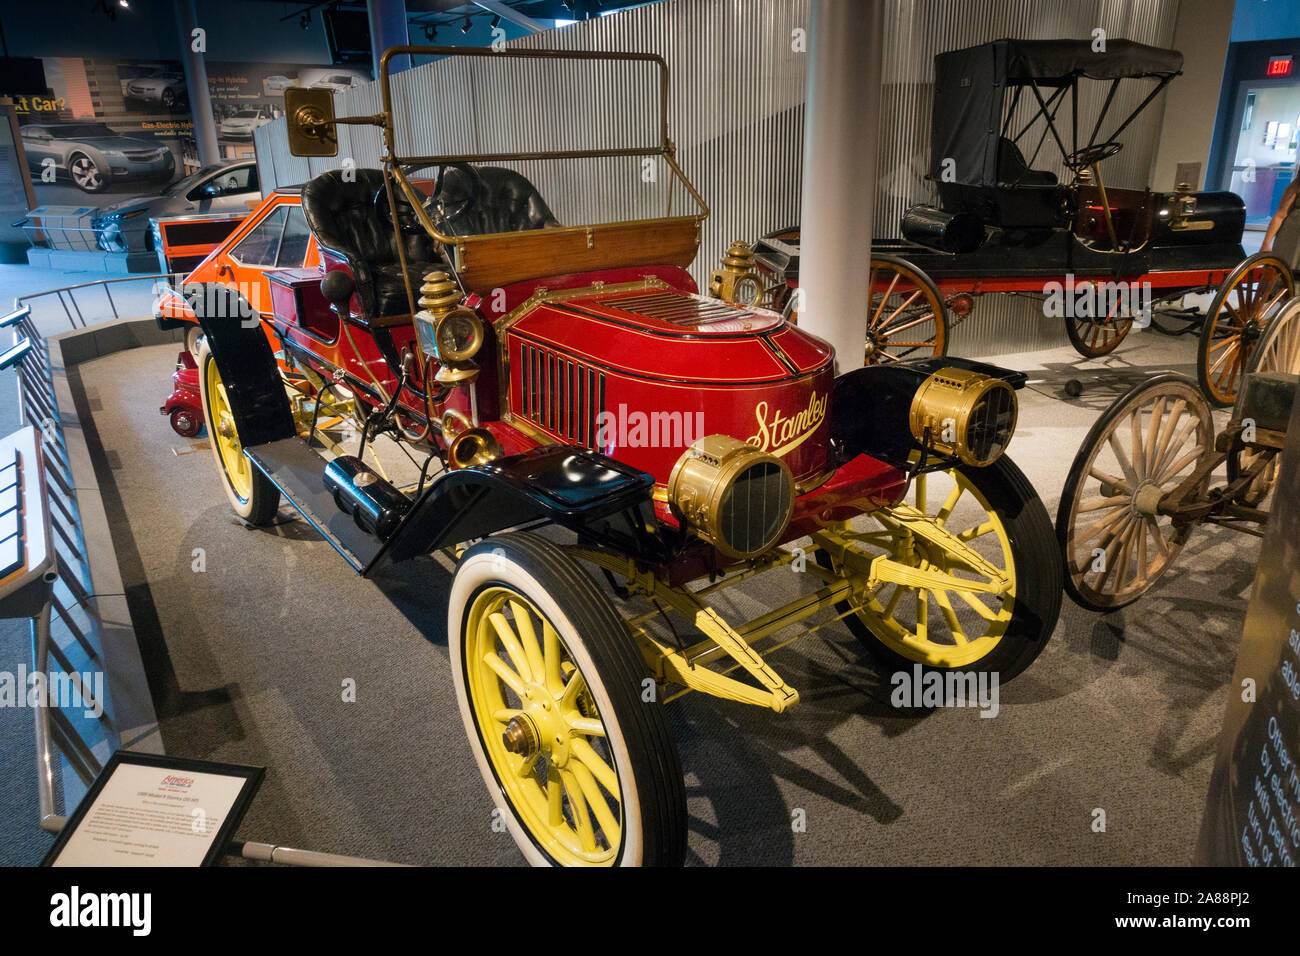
[370, 45, 709, 247]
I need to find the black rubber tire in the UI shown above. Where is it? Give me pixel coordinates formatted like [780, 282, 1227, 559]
[68, 152, 106, 193]
[197, 339, 281, 525]
[820, 455, 1062, 684]
[448, 532, 686, 867]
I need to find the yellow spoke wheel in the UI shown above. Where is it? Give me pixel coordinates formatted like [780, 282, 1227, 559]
[448, 533, 685, 867]
[821, 457, 1061, 682]
[197, 338, 280, 524]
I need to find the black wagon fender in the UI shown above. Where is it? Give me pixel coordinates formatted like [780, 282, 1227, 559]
[830, 355, 1027, 469]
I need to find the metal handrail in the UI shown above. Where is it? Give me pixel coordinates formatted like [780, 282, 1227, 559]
[15, 273, 178, 331]
[7, 304, 104, 832]
[14, 218, 101, 252]
[32, 603, 67, 831]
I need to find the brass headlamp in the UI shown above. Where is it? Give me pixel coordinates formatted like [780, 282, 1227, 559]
[909, 367, 1018, 467]
[1166, 181, 1213, 232]
[709, 240, 764, 306]
[413, 270, 485, 385]
[668, 434, 794, 560]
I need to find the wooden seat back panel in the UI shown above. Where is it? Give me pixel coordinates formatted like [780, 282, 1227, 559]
[451, 218, 699, 292]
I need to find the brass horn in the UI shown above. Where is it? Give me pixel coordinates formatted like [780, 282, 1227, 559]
[442, 411, 502, 469]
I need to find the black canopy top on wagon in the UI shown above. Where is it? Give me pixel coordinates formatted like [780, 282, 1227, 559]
[931, 37, 1184, 191]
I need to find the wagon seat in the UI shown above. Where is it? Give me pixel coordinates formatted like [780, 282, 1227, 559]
[302, 167, 439, 320]
[997, 137, 1058, 188]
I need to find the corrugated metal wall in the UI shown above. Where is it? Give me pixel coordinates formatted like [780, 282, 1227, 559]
[255, 0, 1181, 355]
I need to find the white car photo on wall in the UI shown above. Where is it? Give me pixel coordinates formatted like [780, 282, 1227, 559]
[262, 74, 298, 95]
[219, 107, 274, 141]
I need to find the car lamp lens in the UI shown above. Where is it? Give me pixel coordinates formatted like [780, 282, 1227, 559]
[733, 273, 762, 307]
[434, 307, 483, 362]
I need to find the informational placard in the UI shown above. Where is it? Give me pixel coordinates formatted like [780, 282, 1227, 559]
[1198, 384, 1300, 866]
[42, 751, 263, 867]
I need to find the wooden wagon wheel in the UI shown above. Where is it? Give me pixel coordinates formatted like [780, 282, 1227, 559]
[1055, 374, 1215, 611]
[1226, 294, 1300, 506]
[1064, 296, 1135, 358]
[1244, 288, 1300, 376]
[1197, 252, 1294, 407]
[865, 256, 948, 365]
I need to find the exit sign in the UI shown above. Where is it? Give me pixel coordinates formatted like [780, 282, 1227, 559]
[1267, 55, 1293, 76]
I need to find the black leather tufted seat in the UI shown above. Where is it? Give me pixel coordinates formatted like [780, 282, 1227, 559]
[434, 165, 561, 237]
[301, 168, 436, 319]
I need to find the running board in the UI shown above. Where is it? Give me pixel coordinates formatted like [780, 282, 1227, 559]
[246, 439, 656, 577]
[244, 438, 382, 573]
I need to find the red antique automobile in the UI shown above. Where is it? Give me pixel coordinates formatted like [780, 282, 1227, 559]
[189, 46, 1062, 866]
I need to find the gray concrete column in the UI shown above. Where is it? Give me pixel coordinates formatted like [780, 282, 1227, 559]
[174, 0, 219, 166]
[797, 0, 884, 372]
[368, 0, 412, 76]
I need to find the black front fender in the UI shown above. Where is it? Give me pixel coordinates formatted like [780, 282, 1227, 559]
[378, 445, 655, 566]
[187, 284, 294, 448]
[832, 356, 1027, 469]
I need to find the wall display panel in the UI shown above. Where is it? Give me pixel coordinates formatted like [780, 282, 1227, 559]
[2, 58, 368, 209]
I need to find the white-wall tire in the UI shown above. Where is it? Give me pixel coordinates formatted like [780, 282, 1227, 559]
[448, 532, 685, 867]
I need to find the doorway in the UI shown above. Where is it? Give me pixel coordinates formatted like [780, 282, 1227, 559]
[1223, 77, 1300, 228]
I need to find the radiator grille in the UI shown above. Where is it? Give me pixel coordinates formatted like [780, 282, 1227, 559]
[518, 342, 605, 447]
[601, 291, 755, 326]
